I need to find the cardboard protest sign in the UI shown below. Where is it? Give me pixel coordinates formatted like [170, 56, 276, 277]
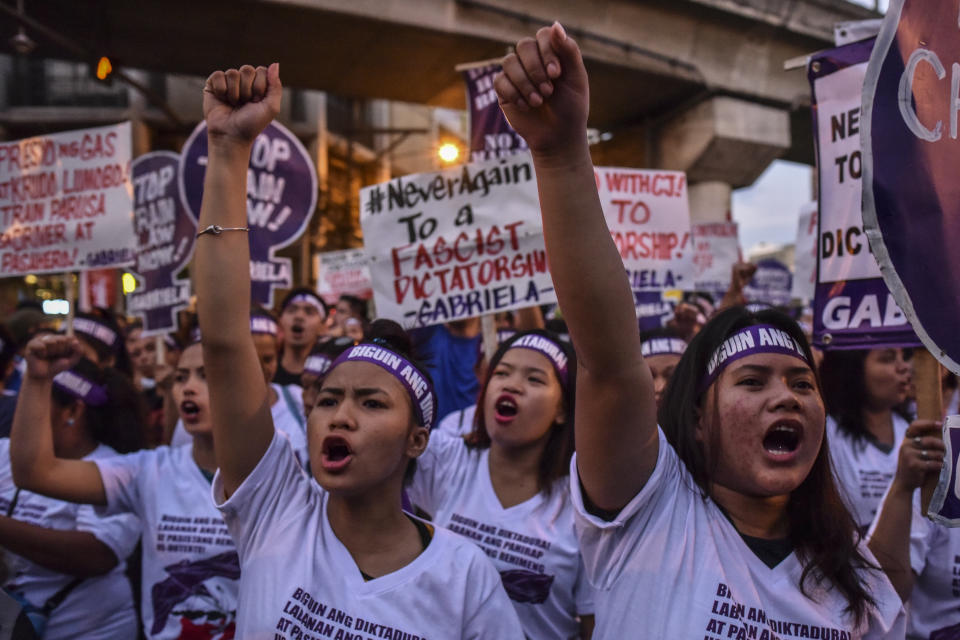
[929, 414, 960, 526]
[179, 121, 317, 306]
[126, 151, 195, 336]
[861, 0, 960, 374]
[692, 221, 740, 303]
[315, 248, 373, 305]
[359, 153, 555, 328]
[595, 167, 694, 324]
[460, 63, 528, 162]
[0, 122, 136, 276]
[744, 259, 793, 308]
[792, 202, 817, 302]
[808, 39, 918, 350]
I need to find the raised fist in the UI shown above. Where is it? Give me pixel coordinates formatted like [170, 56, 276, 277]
[24, 334, 83, 380]
[203, 63, 282, 145]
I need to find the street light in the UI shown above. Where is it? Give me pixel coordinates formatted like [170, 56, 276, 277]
[437, 142, 460, 164]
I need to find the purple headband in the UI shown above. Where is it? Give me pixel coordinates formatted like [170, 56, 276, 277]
[699, 324, 811, 393]
[641, 337, 687, 358]
[53, 370, 109, 407]
[284, 293, 326, 317]
[189, 327, 202, 344]
[303, 354, 333, 377]
[329, 344, 436, 429]
[508, 334, 569, 386]
[74, 317, 118, 350]
[250, 315, 279, 336]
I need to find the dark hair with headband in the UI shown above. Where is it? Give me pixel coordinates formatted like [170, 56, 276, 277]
[820, 349, 913, 445]
[280, 287, 328, 317]
[52, 358, 145, 454]
[466, 329, 576, 495]
[659, 306, 876, 625]
[74, 311, 133, 377]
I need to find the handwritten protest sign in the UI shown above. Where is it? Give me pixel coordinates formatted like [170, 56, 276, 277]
[744, 259, 793, 308]
[595, 167, 694, 323]
[808, 39, 918, 350]
[0, 122, 136, 276]
[461, 63, 528, 162]
[315, 248, 373, 305]
[359, 153, 555, 328]
[179, 121, 317, 306]
[792, 202, 817, 302]
[692, 221, 740, 303]
[126, 151, 195, 336]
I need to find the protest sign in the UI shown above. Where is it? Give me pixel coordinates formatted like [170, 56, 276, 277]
[315, 248, 373, 305]
[126, 151, 195, 336]
[595, 167, 694, 325]
[692, 221, 740, 303]
[861, 0, 960, 375]
[929, 414, 960, 526]
[808, 38, 918, 350]
[0, 122, 136, 276]
[460, 63, 528, 162]
[179, 121, 317, 306]
[744, 259, 793, 308]
[792, 202, 817, 302]
[359, 153, 555, 328]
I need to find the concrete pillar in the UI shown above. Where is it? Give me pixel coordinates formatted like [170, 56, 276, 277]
[688, 181, 732, 224]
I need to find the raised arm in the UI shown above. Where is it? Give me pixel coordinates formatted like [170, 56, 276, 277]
[9, 334, 107, 505]
[193, 64, 281, 495]
[867, 419, 944, 602]
[496, 24, 657, 511]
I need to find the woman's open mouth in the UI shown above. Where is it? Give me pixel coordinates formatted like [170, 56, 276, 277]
[180, 401, 201, 423]
[762, 421, 802, 458]
[320, 435, 353, 472]
[494, 394, 519, 424]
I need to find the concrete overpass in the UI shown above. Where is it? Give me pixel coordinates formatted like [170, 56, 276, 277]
[2, 0, 879, 220]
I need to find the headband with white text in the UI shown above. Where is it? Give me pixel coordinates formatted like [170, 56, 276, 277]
[641, 337, 687, 358]
[508, 334, 569, 387]
[284, 293, 327, 318]
[54, 370, 109, 407]
[699, 324, 811, 393]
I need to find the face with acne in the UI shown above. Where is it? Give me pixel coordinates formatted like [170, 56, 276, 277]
[697, 351, 824, 498]
[308, 361, 428, 495]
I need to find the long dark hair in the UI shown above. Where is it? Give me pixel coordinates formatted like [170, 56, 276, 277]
[659, 306, 876, 625]
[820, 349, 913, 444]
[52, 358, 145, 454]
[465, 330, 576, 495]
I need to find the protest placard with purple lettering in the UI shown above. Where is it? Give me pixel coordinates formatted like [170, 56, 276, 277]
[315, 248, 373, 306]
[126, 151, 194, 336]
[692, 221, 740, 304]
[595, 167, 694, 327]
[460, 63, 528, 162]
[179, 121, 317, 306]
[0, 122, 136, 276]
[808, 38, 919, 350]
[929, 415, 960, 526]
[745, 259, 793, 308]
[861, 0, 960, 374]
[358, 153, 556, 329]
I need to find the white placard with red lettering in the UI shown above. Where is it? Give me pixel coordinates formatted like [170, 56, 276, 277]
[0, 122, 135, 277]
[359, 153, 556, 328]
[692, 221, 740, 301]
[315, 248, 374, 305]
[595, 167, 694, 305]
[793, 201, 817, 302]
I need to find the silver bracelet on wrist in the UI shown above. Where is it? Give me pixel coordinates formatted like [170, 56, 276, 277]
[196, 224, 250, 237]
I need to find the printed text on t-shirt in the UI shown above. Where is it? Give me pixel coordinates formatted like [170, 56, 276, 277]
[448, 512, 550, 574]
[156, 514, 232, 554]
[274, 588, 426, 640]
[704, 583, 853, 640]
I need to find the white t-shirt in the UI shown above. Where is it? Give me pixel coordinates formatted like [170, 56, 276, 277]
[213, 430, 525, 640]
[0, 439, 139, 640]
[408, 430, 593, 639]
[170, 383, 308, 466]
[906, 492, 960, 639]
[572, 428, 905, 639]
[94, 444, 239, 640]
[827, 413, 909, 530]
[436, 404, 477, 437]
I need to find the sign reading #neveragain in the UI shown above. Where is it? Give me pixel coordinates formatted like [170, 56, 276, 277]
[862, 0, 960, 374]
[127, 151, 195, 336]
[359, 153, 556, 329]
[0, 122, 136, 277]
[461, 64, 528, 162]
[179, 121, 317, 306]
[692, 221, 740, 303]
[808, 39, 918, 350]
[595, 167, 694, 312]
[315, 248, 373, 305]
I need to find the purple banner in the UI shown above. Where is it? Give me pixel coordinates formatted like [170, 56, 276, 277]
[744, 259, 793, 308]
[461, 64, 528, 162]
[635, 291, 676, 332]
[127, 151, 194, 336]
[178, 121, 318, 306]
[861, 0, 960, 374]
[929, 416, 960, 526]
[808, 38, 919, 351]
